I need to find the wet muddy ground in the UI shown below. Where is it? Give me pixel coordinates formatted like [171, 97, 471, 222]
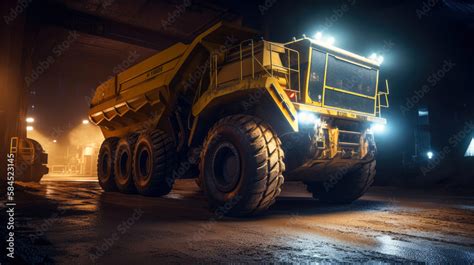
[2, 178, 474, 264]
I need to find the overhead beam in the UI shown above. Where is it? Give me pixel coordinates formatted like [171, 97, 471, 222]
[29, 2, 188, 50]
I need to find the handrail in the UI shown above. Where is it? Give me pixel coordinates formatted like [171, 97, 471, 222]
[211, 39, 301, 97]
[266, 41, 301, 93]
[376, 79, 390, 117]
[10, 137, 19, 154]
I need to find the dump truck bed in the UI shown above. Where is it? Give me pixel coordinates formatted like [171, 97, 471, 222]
[88, 22, 258, 138]
[90, 43, 188, 109]
[88, 43, 188, 134]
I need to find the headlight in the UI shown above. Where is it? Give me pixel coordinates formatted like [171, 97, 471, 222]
[368, 53, 384, 65]
[326, 36, 336, 46]
[297, 112, 321, 126]
[314, 32, 323, 40]
[312, 32, 335, 46]
[369, 123, 386, 134]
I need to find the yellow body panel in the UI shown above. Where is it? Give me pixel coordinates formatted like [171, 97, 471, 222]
[90, 43, 188, 109]
[294, 103, 387, 124]
[192, 76, 299, 131]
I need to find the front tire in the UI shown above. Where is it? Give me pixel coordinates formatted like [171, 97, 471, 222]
[98, 137, 119, 191]
[200, 115, 285, 216]
[306, 159, 376, 203]
[132, 130, 176, 196]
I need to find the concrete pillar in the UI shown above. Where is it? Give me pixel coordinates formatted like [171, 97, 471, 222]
[0, 0, 28, 187]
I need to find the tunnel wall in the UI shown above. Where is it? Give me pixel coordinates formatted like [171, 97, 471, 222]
[0, 0, 28, 188]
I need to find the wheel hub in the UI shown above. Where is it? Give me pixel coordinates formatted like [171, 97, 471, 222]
[212, 142, 241, 193]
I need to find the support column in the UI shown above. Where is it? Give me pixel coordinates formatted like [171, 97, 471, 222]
[0, 0, 28, 188]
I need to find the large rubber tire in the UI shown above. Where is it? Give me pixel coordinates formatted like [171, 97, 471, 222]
[132, 130, 176, 196]
[306, 160, 376, 203]
[97, 137, 119, 191]
[114, 134, 138, 193]
[18, 139, 48, 182]
[29, 164, 48, 182]
[200, 115, 285, 216]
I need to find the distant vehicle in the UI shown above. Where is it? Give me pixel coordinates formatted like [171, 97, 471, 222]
[89, 22, 390, 216]
[10, 137, 49, 182]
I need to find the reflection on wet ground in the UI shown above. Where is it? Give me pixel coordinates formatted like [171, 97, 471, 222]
[2, 178, 474, 264]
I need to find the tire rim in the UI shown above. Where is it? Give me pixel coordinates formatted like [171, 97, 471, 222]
[211, 142, 241, 193]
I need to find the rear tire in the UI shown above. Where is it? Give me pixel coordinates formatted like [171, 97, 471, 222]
[98, 137, 119, 191]
[306, 159, 376, 203]
[29, 164, 48, 182]
[114, 134, 138, 193]
[133, 130, 176, 196]
[200, 115, 285, 216]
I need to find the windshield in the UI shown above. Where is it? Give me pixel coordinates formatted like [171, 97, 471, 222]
[326, 55, 377, 97]
[308, 49, 378, 114]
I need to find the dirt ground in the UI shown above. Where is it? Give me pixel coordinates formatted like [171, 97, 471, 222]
[1, 177, 474, 264]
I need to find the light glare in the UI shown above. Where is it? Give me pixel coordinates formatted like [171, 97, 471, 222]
[314, 32, 323, 40]
[370, 123, 386, 134]
[368, 53, 384, 65]
[427, 151, 434, 159]
[26, 117, 35, 123]
[82, 119, 90, 125]
[312, 32, 335, 46]
[377, 55, 384, 64]
[84, 146, 94, 156]
[465, 138, 474, 157]
[326, 36, 335, 46]
[26, 126, 34, 131]
[298, 112, 320, 126]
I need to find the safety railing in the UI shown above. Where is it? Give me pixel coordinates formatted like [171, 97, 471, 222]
[376, 79, 390, 117]
[10, 137, 19, 155]
[209, 39, 301, 99]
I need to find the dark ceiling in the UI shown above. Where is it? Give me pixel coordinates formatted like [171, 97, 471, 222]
[26, 0, 241, 134]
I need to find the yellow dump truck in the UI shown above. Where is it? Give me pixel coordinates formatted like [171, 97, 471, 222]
[89, 22, 389, 216]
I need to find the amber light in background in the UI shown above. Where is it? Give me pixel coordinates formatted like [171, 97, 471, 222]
[26, 119, 104, 177]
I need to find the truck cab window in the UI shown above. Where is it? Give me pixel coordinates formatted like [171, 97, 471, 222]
[308, 50, 326, 103]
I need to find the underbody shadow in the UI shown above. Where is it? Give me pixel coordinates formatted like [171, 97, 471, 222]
[270, 196, 390, 215]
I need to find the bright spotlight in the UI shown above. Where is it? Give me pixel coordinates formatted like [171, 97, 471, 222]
[53, 139, 57, 143]
[84, 146, 94, 156]
[82, 119, 90, 125]
[26, 117, 35, 123]
[377, 55, 384, 64]
[370, 123, 386, 134]
[314, 32, 323, 40]
[26, 126, 34, 131]
[297, 112, 321, 126]
[427, 151, 434, 160]
[312, 33, 335, 46]
[326, 36, 335, 46]
[466, 138, 474, 157]
[369, 53, 384, 65]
